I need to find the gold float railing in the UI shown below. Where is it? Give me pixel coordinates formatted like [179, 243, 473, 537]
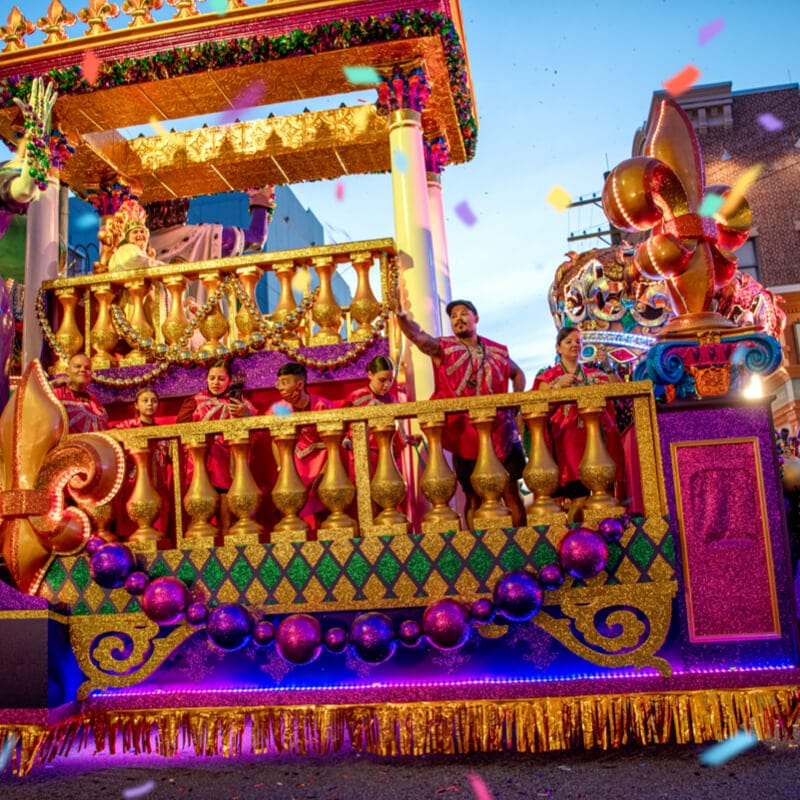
[37, 239, 397, 373]
[100, 381, 665, 549]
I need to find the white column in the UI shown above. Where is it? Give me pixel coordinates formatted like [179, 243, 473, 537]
[426, 171, 452, 332]
[390, 109, 440, 401]
[23, 176, 60, 367]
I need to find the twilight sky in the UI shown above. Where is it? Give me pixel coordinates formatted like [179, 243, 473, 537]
[14, 0, 800, 382]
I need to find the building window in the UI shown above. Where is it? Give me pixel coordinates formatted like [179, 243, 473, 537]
[737, 237, 759, 282]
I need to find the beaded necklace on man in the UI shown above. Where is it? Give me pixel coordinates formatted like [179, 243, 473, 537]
[464, 339, 486, 391]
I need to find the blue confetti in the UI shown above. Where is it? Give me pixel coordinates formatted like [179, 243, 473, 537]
[73, 212, 98, 231]
[699, 193, 724, 217]
[272, 402, 293, 417]
[0, 733, 18, 771]
[392, 149, 408, 174]
[123, 780, 156, 799]
[343, 66, 381, 85]
[699, 730, 758, 766]
[208, 0, 227, 16]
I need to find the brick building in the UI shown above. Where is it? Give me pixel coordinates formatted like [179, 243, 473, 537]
[633, 82, 800, 428]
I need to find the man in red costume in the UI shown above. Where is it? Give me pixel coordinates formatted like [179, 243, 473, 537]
[51, 353, 110, 433]
[393, 299, 526, 527]
[268, 362, 332, 530]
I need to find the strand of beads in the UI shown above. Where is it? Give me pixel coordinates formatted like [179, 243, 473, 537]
[23, 105, 50, 191]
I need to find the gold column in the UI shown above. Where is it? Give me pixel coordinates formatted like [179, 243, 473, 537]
[226, 435, 263, 543]
[235, 266, 262, 339]
[182, 436, 218, 544]
[469, 411, 511, 525]
[89, 283, 119, 370]
[161, 275, 189, 345]
[121, 279, 154, 366]
[271, 260, 302, 348]
[521, 403, 564, 523]
[370, 423, 409, 529]
[317, 422, 357, 534]
[311, 256, 343, 345]
[52, 287, 83, 373]
[419, 413, 460, 530]
[349, 251, 381, 342]
[78, 499, 115, 543]
[270, 428, 310, 543]
[578, 402, 622, 513]
[197, 271, 229, 355]
[125, 439, 164, 546]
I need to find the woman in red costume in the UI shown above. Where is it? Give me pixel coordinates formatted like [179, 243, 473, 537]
[114, 388, 172, 538]
[176, 361, 256, 534]
[533, 328, 624, 502]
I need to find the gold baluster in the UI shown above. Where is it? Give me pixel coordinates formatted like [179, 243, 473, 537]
[78, 499, 115, 542]
[370, 423, 409, 529]
[270, 428, 310, 543]
[469, 410, 511, 526]
[271, 260, 302, 348]
[521, 403, 565, 524]
[349, 251, 381, 341]
[90, 283, 119, 370]
[121, 278, 154, 365]
[125, 439, 164, 547]
[419, 413, 461, 530]
[182, 436, 218, 544]
[317, 422, 357, 534]
[578, 401, 623, 514]
[234, 266, 262, 338]
[161, 275, 189, 346]
[52, 287, 83, 374]
[226, 434, 263, 543]
[311, 256, 343, 345]
[197, 271, 229, 355]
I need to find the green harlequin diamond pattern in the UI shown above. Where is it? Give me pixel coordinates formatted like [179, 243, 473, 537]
[258, 556, 281, 591]
[175, 560, 198, 588]
[316, 552, 342, 591]
[499, 539, 526, 572]
[531, 539, 558, 571]
[201, 558, 225, 592]
[375, 549, 402, 587]
[406, 546, 432, 589]
[437, 545, 464, 584]
[628, 530, 657, 573]
[229, 556, 255, 592]
[467, 542, 493, 583]
[46, 559, 67, 592]
[71, 559, 91, 591]
[285, 554, 312, 592]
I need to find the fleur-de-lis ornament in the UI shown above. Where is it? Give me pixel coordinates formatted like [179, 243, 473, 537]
[602, 100, 752, 333]
[0, 361, 124, 594]
[1, 7, 35, 52]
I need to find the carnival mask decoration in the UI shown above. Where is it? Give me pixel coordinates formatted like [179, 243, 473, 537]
[602, 100, 751, 329]
[0, 361, 124, 594]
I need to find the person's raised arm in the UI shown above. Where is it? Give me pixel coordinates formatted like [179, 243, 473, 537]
[509, 358, 526, 393]
[389, 286, 442, 360]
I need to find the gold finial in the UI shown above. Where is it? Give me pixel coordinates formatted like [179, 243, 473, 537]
[36, 0, 77, 45]
[1, 7, 35, 53]
[121, 0, 163, 28]
[77, 0, 120, 36]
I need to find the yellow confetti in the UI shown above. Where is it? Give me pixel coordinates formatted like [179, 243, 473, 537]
[149, 117, 169, 137]
[546, 185, 572, 212]
[291, 268, 312, 296]
[719, 164, 762, 217]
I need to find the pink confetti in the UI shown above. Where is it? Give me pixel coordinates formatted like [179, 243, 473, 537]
[81, 50, 101, 85]
[335, 181, 345, 201]
[467, 773, 494, 800]
[663, 64, 701, 97]
[698, 17, 724, 46]
[454, 200, 478, 227]
[220, 81, 266, 125]
[757, 112, 784, 132]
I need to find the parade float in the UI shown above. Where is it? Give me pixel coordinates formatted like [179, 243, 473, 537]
[0, 0, 797, 777]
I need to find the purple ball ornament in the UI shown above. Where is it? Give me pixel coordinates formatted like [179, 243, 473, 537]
[253, 620, 275, 646]
[123, 570, 149, 596]
[598, 517, 625, 543]
[539, 563, 565, 591]
[275, 614, 322, 665]
[493, 570, 543, 622]
[422, 599, 471, 651]
[559, 527, 609, 579]
[207, 604, 253, 651]
[324, 626, 348, 654]
[84, 536, 105, 556]
[141, 577, 191, 625]
[350, 613, 396, 664]
[186, 602, 209, 627]
[470, 598, 496, 624]
[397, 619, 422, 647]
[89, 543, 136, 589]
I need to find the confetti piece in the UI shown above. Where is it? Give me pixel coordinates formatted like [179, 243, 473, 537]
[271, 402, 293, 417]
[343, 66, 381, 85]
[74, 212, 98, 231]
[546, 185, 572, 212]
[467, 773, 494, 800]
[699, 730, 758, 766]
[392, 149, 408, 174]
[149, 117, 169, 137]
[290, 267, 311, 296]
[334, 180, 345, 201]
[719, 164, 762, 217]
[699, 193, 724, 217]
[757, 112, 784, 132]
[698, 17, 724, 46]
[454, 200, 478, 226]
[208, 0, 227, 15]
[123, 780, 156, 799]
[81, 50, 101, 85]
[220, 81, 267, 125]
[0, 733, 18, 771]
[662, 64, 701, 97]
